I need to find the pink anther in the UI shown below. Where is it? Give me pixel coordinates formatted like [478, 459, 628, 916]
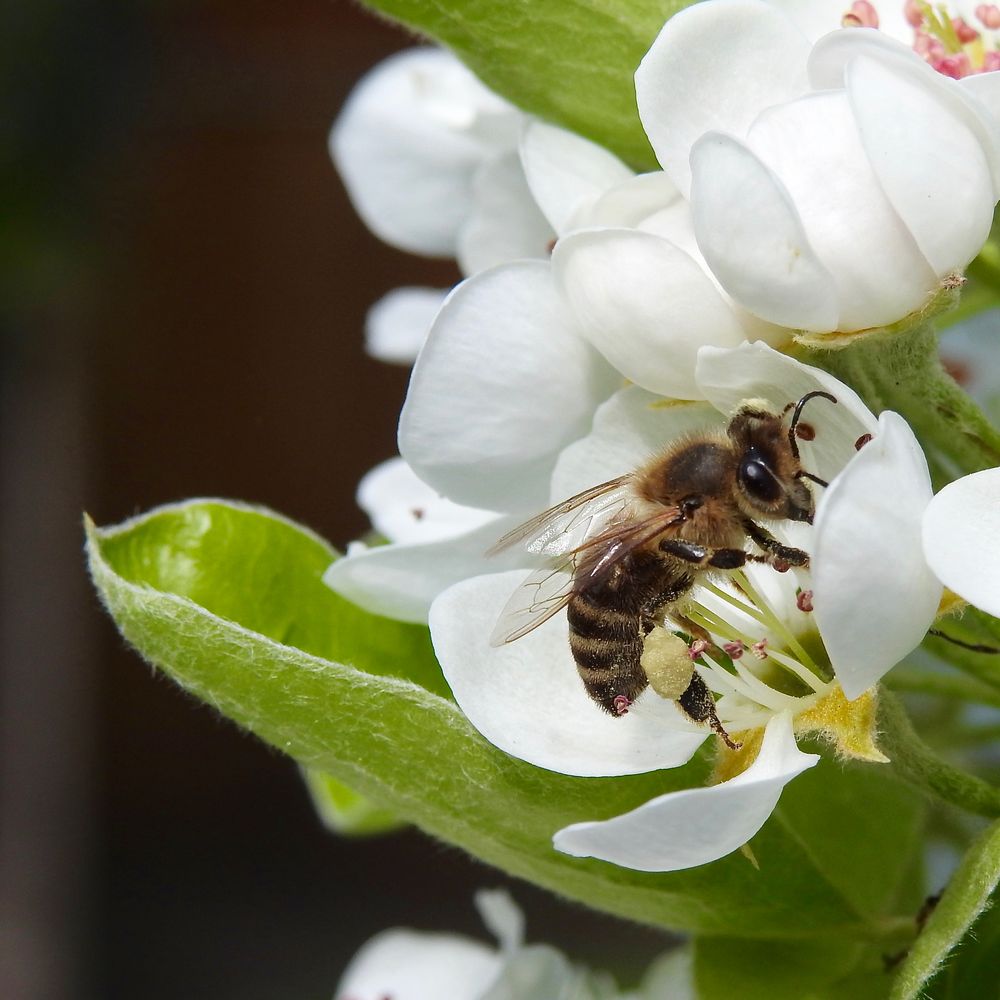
[842, 1, 879, 27]
[977, 4, 1000, 29]
[952, 17, 980, 43]
[751, 638, 769, 660]
[904, 0, 924, 27]
[723, 641, 745, 660]
[796, 589, 814, 613]
[855, 433, 873, 451]
[687, 639, 709, 661]
[612, 694, 631, 716]
[935, 53, 971, 78]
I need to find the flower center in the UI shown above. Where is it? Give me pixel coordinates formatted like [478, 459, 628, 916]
[679, 570, 835, 733]
[848, 2, 1000, 76]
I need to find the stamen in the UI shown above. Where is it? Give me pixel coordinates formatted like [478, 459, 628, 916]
[729, 571, 821, 675]
[687, 639, 709, 660]
[751, 638, 769, 659]
[978, 5, 1000, 30]
[953, 17, 980, 42]
[723, 640, 745, 659]
[796, 589, 814, 613]
[612, 694, 631, 715]
[855, 432, 873, 450]
[905, 0, 925, 27]
[842, 1, 880, 27]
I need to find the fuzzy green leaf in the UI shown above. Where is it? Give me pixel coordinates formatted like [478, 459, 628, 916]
[890, 818, 1000, 1000]
[693, 938, 890, 1000]
[87, 499, 927, 939]
[358, 0, 695, 169]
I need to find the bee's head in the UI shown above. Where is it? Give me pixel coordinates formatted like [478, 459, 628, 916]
[726, 392, 837, 524]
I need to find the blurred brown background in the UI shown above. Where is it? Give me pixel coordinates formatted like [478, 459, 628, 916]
[0, 2, 669, 997]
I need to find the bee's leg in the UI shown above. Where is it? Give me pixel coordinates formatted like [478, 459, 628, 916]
[678, 672, 741, 750]
[659, 539, 751, 570]
[741, 518, 809, 568]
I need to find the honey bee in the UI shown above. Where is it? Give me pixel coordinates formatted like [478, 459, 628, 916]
[488, 392, 837, 748]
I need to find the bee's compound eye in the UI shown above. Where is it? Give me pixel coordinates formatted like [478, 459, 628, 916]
[739, 451, 782, 503]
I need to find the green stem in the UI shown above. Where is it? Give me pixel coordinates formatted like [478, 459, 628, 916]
[800, 322, 1000, 483]
[878, 691, 1000, 819]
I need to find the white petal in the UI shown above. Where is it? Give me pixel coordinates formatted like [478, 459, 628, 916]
[357, 457, 496, 545]
[961, 71, 1000, 142]
[552, 229, 747, 399]
[551, 387, 721, 500]
[323, 515, 522, 624]
[399, 262, 618, 511]
[696, 342, 877, 485]
[519, 120, 633, 236]
[768, 0, 912, 43]
[810, 29, 1000, 194]
[365, 287, 448, 365]
[639, 947, 696, 1000]
[577, 171, 682, 232]
[847, 54, 994, 275]
[475, 889, 524, 954]
[812, 411, 940, 698]
[479, 945, 580, 1000]
[553, 712, 818, 871]
[744, 90, 936, 331]
[331, 48, 511, 256]
[457, 152, 554, 275]
[635, 0, 811, 196]
[431, 572, 707, 776]
[923, 467, 1000, 617]
[689, 132, 839, 331]
[334, 927, 501, 1000]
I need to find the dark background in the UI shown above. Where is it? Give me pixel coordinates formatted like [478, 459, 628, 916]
[1, 2, 670, 997]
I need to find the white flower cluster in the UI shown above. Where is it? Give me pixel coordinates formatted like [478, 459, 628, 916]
[334, 890, 688, 1000]
[328, 0, 1000, 872]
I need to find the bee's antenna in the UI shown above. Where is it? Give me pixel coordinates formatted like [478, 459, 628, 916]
[787, 390, 838, 460]
[795, 469, 829, 488]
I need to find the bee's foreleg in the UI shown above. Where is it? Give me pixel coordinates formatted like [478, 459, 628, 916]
[741, 518, 809, 568]
[659, 539, 750, 569]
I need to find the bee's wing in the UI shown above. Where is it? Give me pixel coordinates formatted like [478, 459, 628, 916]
[487, 475, 634, 558]
[489, 504, 685, 647]
[573, 506, 685, 590]
[489, 560, 577, 646]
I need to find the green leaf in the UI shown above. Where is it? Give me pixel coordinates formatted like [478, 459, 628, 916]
[301, 768, 404, 836]
[86, 499, 926, 939]
[890, 818, 1000, 1000]
[358, 0, 695, 169]
[693, 938, 890, 1000]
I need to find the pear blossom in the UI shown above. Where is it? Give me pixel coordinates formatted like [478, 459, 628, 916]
[427, 344, 941, 871]
[627, 0, 1000, 338]
[334, 890, 632, 1000]
[331, 47, 554, 365]
[322, 456, 521, 623]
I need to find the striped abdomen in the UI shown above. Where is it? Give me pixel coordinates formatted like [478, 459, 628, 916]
[567, 551, 692, 715]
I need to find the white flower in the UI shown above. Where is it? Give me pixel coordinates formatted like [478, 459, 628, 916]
[924, 465, 1000, 617]
[334, 890, 630, 1000]
[331, 48, 555, 364]
[427, 344, 939, 871]
[630, 0, 1000, 335]
[322, 456, 519, 623]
